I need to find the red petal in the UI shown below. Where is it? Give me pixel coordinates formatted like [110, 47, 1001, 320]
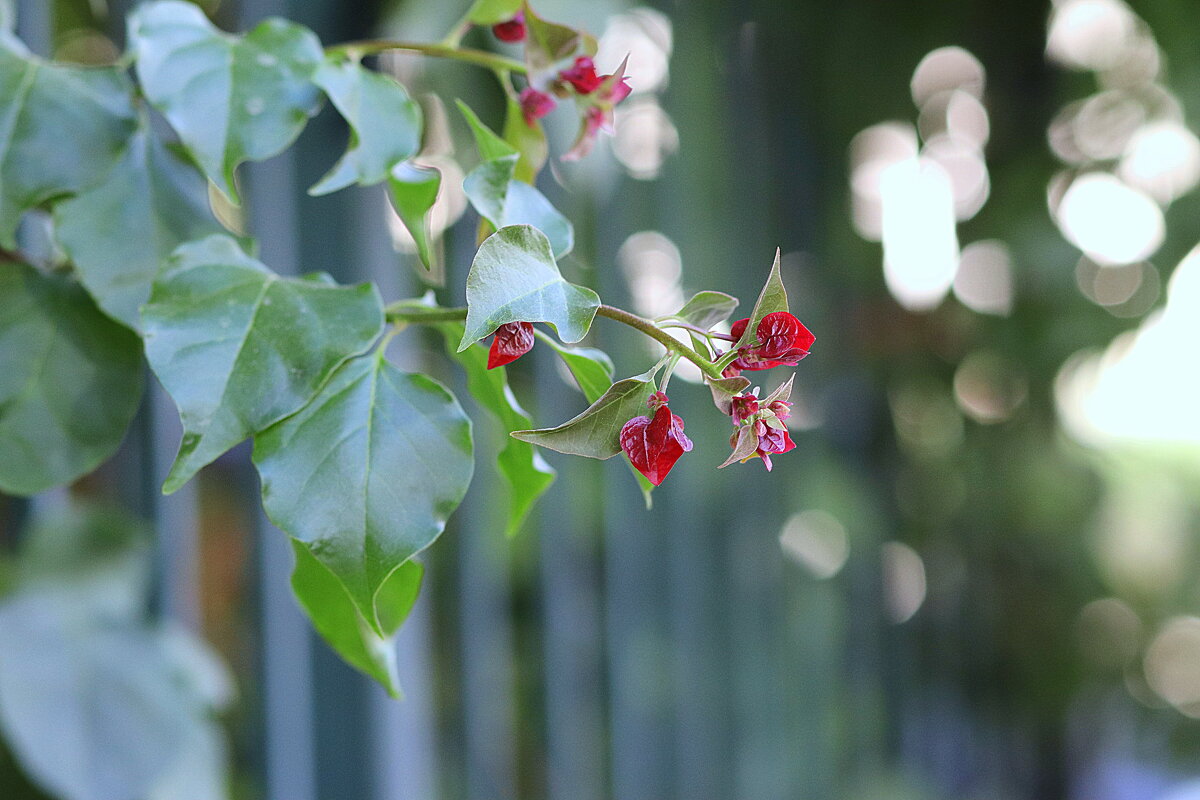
[492, 14, 526, 42]
[620, 405, 691, 486]
[487, 322, 535, 369]
[730, 318, 750, 340]
[559, 56, 602, 94]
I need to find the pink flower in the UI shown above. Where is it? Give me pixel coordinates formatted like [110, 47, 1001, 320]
[558, 56, 603, 94]
[519, 87, 556, 127]
[562, 58, 633, 161]
[722, 312, 814, 376]
[487, 322, 535, 369]
[720, 378, 797, 472]
[619, 392, 693, 486]
[491, 12, 526, 43]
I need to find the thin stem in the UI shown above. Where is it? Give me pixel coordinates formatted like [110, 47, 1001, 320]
[596, 304, 724, 380]
[658, 320, 737, 342]
[325, 40, 526, 74]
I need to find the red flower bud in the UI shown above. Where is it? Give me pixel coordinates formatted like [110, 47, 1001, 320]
[726, 312, 814, 371]
[487, 321, 535, 369]
[491, 12, 526, 43]
[731, 393, 760, 424]
[519, 87, 556, 126]
[755, 425, 795, 472]
[620, 397, 693, 486]
[559, 56, 603, 94]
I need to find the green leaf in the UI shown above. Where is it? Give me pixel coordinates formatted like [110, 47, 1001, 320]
[141, 235, 384, 493]
[253, 352, 473, 633]
[467, 0, 523, 25]
[309, 58, 422, 196]
[459, 225, 599, 349]
[511, 372, 658, 459]
[55, 124, 223, 331]
[290, 540, 422, 697]
[456, 99, 517, 162]
[718, 424, 760, 469]
[538, 335, 614, 403]
[502, 94, 548, 183]
[387, 162, 441, 271]
[0, 38, 137, 247]
[732, 248, 788, 351]
[522, 2, 594, 75]
[670, 290, 739, 330]
[463, 158, 573, 259]
[706, 374, 750, 415]
[0, 264, 143, 496]
[129, 0, 324, 203]
[433, 321, 555, 537]
[0, 594, 196, 800]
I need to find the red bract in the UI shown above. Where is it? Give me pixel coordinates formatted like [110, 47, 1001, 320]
[724, 311, 814, 375]
[720, 379, 797, 471]
[619, 393, 693, 486]
[519, 87, 556, 126]
[559, 56, 603, 94]
[491, 12, 526, 42]
[487, 322, 535, 369]
[751, 419, 795, 471]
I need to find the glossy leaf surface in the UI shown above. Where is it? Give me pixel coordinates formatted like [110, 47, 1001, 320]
[55, 124, 222, 330]
[254, 352, 473, 632]
[129, 0, 323, 202]
[0, 38, 136, 246]
[309, 58, 422, 196]
[0, 264, 142, 496]
[141, 235, 384, 493]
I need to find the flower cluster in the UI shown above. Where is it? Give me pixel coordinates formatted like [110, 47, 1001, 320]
[722, 311, 814, 377]
[723, 382, 796, 471]
[619, 392, 693, 485]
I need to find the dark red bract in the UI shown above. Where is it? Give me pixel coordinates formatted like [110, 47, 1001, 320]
[559, 56, 603, 94]
[487, 322, 535, 369]
[491, 13, 526, 42]
[519, 87, 556, 126]
[725, 311, 814, 374]
[620, 394, 693, 486]
[753, 420, 795, 471]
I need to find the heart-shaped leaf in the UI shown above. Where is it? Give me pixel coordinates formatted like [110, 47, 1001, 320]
[459, 225, 598, 350]
[309, 58, 422, 196]
[0, 264, 143, 496]
[670, 290, 739, 330]
[129, 0, 324, 203]
[511, 372, 658, 459]
[387, 162, 441, 271]
[732, 248, 788, 351]
[0, 38, 137, 247]
[141, 235, 384, 493]
[254, 352, 473, 633]
[55, 123, 223, 331]
[432, 321, 555, 536]
[290, 540, 422, 698]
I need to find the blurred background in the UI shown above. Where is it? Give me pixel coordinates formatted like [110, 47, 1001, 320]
[4, 0, 1200, 798]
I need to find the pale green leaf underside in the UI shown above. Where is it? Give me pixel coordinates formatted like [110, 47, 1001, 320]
[0, 265, 143, 496]
[672, 290, 739, 330]
[290, 540, 422, 697]
[254, 354, 473, 634]
[387, 162, 441, 271]
[434, 322, 555, 537]
[463, 158, 573, 259]
[0, 38, 136, 247]
[309, 58, 422, 196]
[511, 374, 657, 459]
[141, 235, 384, 493]
[129, 0, 323, 203]
[460, 225, 598, 349]
[55, 124, 222, 331]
